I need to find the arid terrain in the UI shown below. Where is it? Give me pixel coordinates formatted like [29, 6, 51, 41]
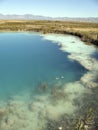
[0, 20, 98, 45]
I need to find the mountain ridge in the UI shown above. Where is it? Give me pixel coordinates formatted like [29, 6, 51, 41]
[0, 14, 98, 22]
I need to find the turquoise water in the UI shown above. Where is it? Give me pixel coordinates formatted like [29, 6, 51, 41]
[0, 33, 98, 130]
[0, 33, 86, 100]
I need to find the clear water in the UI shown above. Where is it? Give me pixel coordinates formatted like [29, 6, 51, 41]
[0, 33, 86, 100]
[0, 33, 98, 130]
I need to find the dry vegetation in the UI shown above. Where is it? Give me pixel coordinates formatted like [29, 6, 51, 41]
[0, 20, 98, 45]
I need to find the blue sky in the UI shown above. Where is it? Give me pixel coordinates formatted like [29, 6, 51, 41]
[0, 0, 98, 17]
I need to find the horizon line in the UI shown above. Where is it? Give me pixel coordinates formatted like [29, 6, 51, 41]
[0, 13, 98, 18]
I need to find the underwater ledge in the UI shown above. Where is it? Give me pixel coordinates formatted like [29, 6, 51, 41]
[41, 34, 98, 88]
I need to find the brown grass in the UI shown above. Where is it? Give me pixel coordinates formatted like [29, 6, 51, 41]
[0, 20, 98, 45]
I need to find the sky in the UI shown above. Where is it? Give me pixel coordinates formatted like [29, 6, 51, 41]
[0, 0, 98, 17]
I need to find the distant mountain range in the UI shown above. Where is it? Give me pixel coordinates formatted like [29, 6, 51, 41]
[0, 14, 98, 22]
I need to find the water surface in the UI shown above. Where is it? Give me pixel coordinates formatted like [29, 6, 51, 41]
[0, 33, 86, 100]
[0, 33, 98, 130]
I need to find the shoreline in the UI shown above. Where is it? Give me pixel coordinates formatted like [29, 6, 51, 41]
[0, 29, 98, 46]
[42, 34, 98, 88]
[0, 20, 98, 46]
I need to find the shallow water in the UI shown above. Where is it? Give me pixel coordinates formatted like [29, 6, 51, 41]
[0, 33, 98, 130]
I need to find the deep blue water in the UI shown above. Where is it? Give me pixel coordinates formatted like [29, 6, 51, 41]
[0, 33, 87, 100]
